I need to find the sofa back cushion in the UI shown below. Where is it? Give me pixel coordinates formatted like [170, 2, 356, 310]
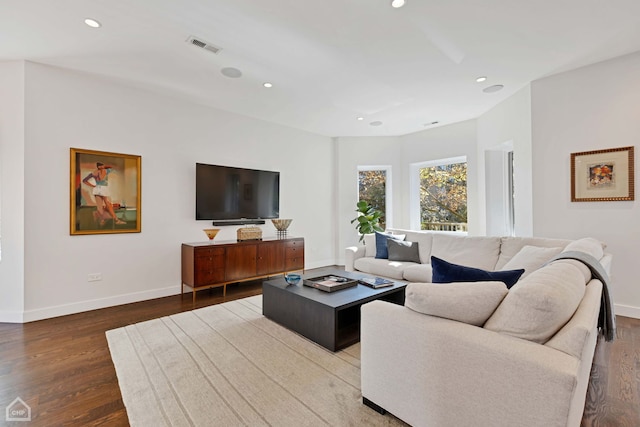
[405, 282, 508, 326]
[499, 245, 563, 279]
[484, 262, 587, 343]
[431, 234, 501, 270]
[495, 237, 572, 270]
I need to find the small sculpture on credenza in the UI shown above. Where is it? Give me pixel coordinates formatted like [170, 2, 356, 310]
[271, 219, 292, 238]
[203, 228, 220, 242]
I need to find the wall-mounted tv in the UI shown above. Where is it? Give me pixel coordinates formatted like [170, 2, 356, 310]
[196, 163, 280, 223]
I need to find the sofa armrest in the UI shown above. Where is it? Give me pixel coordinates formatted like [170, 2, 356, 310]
[361, 301, 581, 427]
[345, 245, 366, 272]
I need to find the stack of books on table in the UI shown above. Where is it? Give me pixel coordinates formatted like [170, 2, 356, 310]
[358, 277, 394, 289]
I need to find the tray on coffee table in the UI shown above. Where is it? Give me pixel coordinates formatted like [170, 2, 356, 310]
[303, 274, 358, 292]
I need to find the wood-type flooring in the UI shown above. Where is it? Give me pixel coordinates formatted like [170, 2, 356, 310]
[0, 277, 638, 426]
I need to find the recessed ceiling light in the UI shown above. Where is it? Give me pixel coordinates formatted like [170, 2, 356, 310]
[483, 84, 504, 93]
[84, 18, 101, 28]
[357, 117, 364, 121]
[370, 121, 383, 126]
[221, 67, 242, 78]
[263, 82, 273, 88]
[476, 76, 487, 83]
[391, 0, 406, 8]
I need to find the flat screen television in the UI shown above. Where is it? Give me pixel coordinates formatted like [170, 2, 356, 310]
[196, 163, 280, 222]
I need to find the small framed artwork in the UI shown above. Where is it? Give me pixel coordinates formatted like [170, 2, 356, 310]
[571, 146, 634, 202]
[70, 148, 141, 235]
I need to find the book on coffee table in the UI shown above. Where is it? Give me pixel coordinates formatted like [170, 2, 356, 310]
[358, 277, 394, 289]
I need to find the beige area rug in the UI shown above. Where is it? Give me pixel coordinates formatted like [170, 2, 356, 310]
[106, 295, 405, 426]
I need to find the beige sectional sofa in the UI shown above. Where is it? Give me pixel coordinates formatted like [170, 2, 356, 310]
[345, 228, 612, 282]
[347, 229, 612, 427]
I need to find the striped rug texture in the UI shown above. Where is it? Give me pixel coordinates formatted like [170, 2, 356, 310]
[106, 295, 406, 426]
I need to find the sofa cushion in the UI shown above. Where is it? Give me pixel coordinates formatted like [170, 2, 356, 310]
[484, 262, 586, 343]
[431, 256, 524, 289]
[402, 264, 433, 282]
[387, 239, 421, 263]
[375, 231, 406, 259]
[495, 237, 571, 270]
[353, 257, 413, 280]
[500, 245, 563, 278]
[431, 234, 501, 270]
[405, 282, 508, 326]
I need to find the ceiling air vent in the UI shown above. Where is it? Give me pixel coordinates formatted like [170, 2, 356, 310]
[186, 36, 222, 54]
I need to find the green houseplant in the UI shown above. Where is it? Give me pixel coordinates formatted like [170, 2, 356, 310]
[351, 200, 383, 242]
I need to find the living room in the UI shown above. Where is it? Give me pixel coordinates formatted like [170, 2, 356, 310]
[2, 52, 640, 322]
[1, 1, 640, 425]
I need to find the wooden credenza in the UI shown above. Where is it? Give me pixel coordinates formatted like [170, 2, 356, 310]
[181, 237, 304, 302]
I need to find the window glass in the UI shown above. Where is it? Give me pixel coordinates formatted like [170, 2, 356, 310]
[358, 168, 388, 229]
[419, 161, 467, 231]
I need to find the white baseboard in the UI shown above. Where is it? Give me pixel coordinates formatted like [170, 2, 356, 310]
[22, 285, 181, 323]
[0, 310, 24, 323]
[305, 259, 338, 270]
[614, 304, 640, 319]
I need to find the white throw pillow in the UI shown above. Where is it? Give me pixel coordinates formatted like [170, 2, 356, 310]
[563, 237, 605, 261]
[405, 282, 508, 326]
[363, 234, 376, 258]
[484, 262, 586, 343]
[500, 245, 563, 279]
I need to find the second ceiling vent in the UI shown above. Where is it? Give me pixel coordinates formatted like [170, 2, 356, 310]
[186, 36, 222, 54]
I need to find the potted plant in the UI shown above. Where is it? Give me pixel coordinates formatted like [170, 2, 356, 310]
[351, 200, 383, 242]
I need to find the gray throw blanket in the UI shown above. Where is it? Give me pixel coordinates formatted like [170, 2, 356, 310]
[548, 251, 616, 342]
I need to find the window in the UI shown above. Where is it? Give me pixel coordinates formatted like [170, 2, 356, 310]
[484, 143, 515, 236]
[358, 166, 391, 229]
[410, 157, 467, 231]
[507, 150, 515, 236]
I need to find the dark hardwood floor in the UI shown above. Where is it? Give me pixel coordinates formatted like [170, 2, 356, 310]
[0, 277, 639, 426]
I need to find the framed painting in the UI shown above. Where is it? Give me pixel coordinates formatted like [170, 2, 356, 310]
[571, 146, 634, 202]
[70, 148, 141, 235]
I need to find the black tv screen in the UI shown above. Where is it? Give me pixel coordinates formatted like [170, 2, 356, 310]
[196, 163, 280, 221]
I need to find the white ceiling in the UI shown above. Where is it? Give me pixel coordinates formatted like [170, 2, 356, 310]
[3, 0, 640, 137]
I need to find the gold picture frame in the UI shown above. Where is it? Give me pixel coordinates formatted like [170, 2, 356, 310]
[70, 148, 141, 235]
[571, 146, 634, 202]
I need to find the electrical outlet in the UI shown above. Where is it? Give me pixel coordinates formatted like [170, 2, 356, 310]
[87, 273, 102, 282]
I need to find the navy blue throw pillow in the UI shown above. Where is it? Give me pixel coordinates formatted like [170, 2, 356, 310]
[431, 256, 524, 289]
[374, 231, 405, 259]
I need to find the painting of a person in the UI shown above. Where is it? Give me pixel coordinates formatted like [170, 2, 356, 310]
[82, 162, 126, 226]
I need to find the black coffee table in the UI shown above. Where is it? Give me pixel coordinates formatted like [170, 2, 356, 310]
[262, 269, 406, 351]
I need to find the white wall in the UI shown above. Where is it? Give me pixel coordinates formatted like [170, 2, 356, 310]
[477, 86, 533, 237]
[335, 121, 478, 265]
[335, 136, 402, 264]
[0, 61, 26, 321]
[3, 61, 334, 322]
[399, 120, 479, 233]
[531, 51, 640, 318]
